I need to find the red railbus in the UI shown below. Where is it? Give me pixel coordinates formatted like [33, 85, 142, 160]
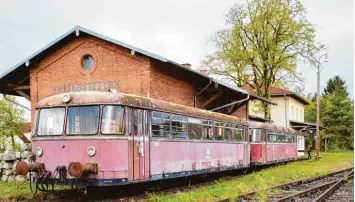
[15, 91, 299, 193]
[249, 121, 298, 165]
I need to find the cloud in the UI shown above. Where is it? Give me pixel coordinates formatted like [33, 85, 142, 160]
[0, 0, 353, 122]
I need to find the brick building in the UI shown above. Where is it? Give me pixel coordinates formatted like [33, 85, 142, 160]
[0, 26, 274, 129]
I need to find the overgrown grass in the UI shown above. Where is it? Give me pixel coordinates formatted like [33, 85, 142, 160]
[0, 180, 71, 201]
[147, 151, 354, 202]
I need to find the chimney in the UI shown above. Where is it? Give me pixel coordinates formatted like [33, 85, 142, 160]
[182, 63, 191, 69]
[199, 69, 207, 75]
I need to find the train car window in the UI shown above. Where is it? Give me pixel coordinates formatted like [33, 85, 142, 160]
[268, 133, 277, 142]
[139, 110, 144, 135]
[66, 106, 100, 135]
[171, 114, 187, 138]
[38, 107, 65, 136]
[208, 126, 215, 140]
[234, 126, 244, 141]
[251, 128, 262, 142]
[202, 120, 215, 140]
[128, 109, 132, 135]
[215, 122, 224, 140]
[224, 123, 233, 140]
[276, 134, 283, 142]
[133, 110, 138, 135]
[187, 117, 202, 139]
[248, 128, 252, 142]
[202, 125, 208, 139]
[152, 111, 170, 137]
[143, 110, 148, 136]
[101, 106, 125, 135]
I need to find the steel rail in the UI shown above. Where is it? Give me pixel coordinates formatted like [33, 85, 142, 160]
[213, 167, 354, 202]
[312, 169, 354, 202]
[273, 180, 338, 202]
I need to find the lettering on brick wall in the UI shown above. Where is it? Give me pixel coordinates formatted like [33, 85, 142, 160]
[51, 80, 120, 93]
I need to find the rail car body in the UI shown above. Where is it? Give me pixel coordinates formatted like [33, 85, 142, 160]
[16, 91, 300, 189]
[17, 91, 251, 187]
[249, 121, 298, 165]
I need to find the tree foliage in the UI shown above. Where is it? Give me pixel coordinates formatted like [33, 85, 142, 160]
[0, 96, 26, 152]
[323, 75, 349, 97]
[202, 0, 323, 119]
[304, 76, 354, 151]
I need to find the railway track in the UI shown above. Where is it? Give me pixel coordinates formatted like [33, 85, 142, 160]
[47, 160, 350, 202]
[213, 167, 353, 202]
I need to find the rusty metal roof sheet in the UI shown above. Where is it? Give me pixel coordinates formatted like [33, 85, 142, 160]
[36, 91, 248, 125]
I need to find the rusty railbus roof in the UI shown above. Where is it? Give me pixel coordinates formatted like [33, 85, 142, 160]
[248, 120, 298, 134]
[36, 91, 248, 125]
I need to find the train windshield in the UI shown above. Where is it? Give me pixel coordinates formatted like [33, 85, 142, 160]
[101, 106, 125, 134]
[66, 106, 100, 135]
[37, 107, 65, 136]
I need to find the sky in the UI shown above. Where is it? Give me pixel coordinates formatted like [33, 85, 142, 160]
[0, 0, 353, 121]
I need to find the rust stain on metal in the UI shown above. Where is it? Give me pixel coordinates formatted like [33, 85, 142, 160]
[36, 91, 248, 125]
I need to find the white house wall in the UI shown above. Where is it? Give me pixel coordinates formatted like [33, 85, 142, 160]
[270, 97, 289, 127]
[288, 97, 304, 122]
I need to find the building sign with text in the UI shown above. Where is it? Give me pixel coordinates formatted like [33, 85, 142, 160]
[51, 80, 120, 93]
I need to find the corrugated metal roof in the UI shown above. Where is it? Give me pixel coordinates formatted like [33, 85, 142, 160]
[0, 25, 276, 105]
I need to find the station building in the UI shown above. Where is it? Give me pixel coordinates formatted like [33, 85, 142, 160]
[0, 26, 275, 131]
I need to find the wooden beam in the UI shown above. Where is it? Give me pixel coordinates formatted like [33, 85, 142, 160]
[18, 76, 29, 85]
[200, 91, 224, 109]
[7, 85, 30, 91]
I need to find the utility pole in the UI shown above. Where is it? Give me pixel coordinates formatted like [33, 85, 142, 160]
[316, 53, 328, 160]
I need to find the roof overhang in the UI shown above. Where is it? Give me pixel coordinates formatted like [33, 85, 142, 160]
[289, 120, 325, 132]
[0, 25, 276, 106]
[271, 93, 309, 105]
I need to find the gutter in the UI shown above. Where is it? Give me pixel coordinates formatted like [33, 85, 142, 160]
[3, 94, 31, 111]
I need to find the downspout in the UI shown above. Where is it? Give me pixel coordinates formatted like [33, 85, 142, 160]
[210, 94, 250, 112]
[194, 78, 212, 108]
[3, 94, 31, 111]
[284, 94, 288, 127]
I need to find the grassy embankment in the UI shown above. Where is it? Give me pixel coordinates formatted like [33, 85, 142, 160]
[148, 151, 354, 202]
[0, 151, 352, 201]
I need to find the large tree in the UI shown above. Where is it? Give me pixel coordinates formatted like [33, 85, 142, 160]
[304, 76, 354, 150]
[202, 0, 323, 119]
[323, 75, 349, 97]
[321, 77, 354, 150]
[0, 96, 26, 151]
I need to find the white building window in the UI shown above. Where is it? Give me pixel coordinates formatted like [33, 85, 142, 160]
[300, 110, 302, 121]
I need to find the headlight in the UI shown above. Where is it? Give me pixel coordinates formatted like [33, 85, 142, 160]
[36, 147, 43, 157]
[87, 146, 96, 157]
[62, 93, 72, 103]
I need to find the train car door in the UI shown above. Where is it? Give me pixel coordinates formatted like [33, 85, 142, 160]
[128, 108, 150, 181]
